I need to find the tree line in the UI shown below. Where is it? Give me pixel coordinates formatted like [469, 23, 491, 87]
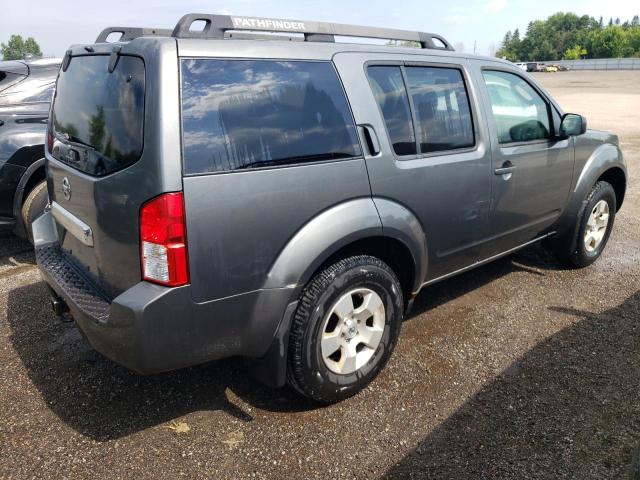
[496, 12, 640, 61]
[1, 35, 42, 60]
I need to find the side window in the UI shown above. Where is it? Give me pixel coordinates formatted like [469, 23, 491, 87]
[0, 72, 25, 92]
[181, 59, 362, 174]
[22, 82, 55, 103]
[482, 70, 551, 144]
[0, 79, 55, 106]
[367, 66, 417, 156]
[405, 66, 474, 153]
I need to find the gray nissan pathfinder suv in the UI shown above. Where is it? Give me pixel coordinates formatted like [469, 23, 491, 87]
[33, 14, 627, 403]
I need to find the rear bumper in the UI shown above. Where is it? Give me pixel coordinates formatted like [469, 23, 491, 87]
[33, 211, 294, 374]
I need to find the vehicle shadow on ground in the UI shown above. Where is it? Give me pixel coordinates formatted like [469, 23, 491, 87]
[0, 233, 34, 268]
[408, 243, 561, 317]
[7, 283, 327, 442]
[384, 290, 640, 479]
[6, 244, 570, 442]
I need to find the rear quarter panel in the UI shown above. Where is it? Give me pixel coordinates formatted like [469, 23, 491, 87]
[184, 159, 374, 302]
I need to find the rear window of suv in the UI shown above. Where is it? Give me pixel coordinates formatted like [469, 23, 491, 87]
[181, 59, 362, 174]
[51, 55, 145, 177]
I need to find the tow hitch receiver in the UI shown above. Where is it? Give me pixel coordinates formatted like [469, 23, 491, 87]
[47, 287, 69, 317]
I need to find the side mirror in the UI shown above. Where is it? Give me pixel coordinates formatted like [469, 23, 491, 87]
[560, 113, 587, 138]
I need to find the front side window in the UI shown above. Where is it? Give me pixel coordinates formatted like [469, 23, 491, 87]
[405, 67, 474, 153]
[367, 66, 416, 156]
[482, 70, 551, 144]
[181, 59, 361, 174]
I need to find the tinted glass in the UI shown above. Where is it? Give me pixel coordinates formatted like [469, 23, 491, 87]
[0, 72, 24, 93]
[181, 60, 361, 174]
[51, 55, 145, 176]
[367, 66, 416, 156]
[29, 83, 54, 103]
[405, 67, 474, 153]
[0, 80, 54, 105]
[482, 70, 550, 144]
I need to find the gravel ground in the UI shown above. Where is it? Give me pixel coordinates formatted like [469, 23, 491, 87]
[0, 70, 638, 480]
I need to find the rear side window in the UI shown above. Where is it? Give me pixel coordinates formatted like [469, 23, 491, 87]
[482, 70, 551, 144]
[0, 80, 55, 105]
[367, 66, 416, 156]
[0, 71, 25, 93]
[405, 67, 474, 153]
[51, 55, 145, 177]
[181, 59, 361, 174]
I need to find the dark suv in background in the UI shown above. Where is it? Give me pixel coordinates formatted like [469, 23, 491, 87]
[0, 57, 59, 241]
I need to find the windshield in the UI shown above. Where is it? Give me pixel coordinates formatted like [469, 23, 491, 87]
[51, 54, 145, 176]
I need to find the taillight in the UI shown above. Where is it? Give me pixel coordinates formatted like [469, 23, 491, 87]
[46, 129, 54, 154]
[140, 192, 189, 287]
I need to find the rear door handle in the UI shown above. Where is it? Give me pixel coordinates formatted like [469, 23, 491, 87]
[494, 161, 516, 176]
[358, 124, 380, 157]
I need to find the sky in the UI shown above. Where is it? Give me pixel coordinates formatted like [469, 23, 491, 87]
[2, 0, 639, 58]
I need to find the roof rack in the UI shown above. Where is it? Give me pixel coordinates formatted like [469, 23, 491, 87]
[171, 14, 454, 51]
[96, 27, 173, 43]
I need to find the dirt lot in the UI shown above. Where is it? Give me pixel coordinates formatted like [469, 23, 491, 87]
[0, 70, 638, 479]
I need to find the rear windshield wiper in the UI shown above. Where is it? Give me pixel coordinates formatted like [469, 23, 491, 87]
[59, 132, 96, 150]
[236, 152, 356, 170]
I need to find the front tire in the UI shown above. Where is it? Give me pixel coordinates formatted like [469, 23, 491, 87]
[551, 181, 616, 268]
[21, 180, 49, 244]
[287, 255, 404, 403]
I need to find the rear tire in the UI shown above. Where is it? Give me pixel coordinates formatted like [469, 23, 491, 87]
[550, 181, 616, 268]
[21, 180, 49, 244]
[287, 255, 404, 403]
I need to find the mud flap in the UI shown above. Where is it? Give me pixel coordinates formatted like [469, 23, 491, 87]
[246, 300, 298, 388]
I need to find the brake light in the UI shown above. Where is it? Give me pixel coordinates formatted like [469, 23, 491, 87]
[140, 192, 189, 287]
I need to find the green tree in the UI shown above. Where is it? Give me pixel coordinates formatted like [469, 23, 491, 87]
[496, 12, 640, 60]
[564, 45, 587, 60]
[590, 26, 627, 57]
[1, 35, 42, 60]
[625, 27, 640, 56]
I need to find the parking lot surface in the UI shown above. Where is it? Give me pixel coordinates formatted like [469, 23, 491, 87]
[0, 70, 638, 479]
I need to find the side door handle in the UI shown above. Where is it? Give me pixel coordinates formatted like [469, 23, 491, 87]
[494, 160, 516, 176]
[358, 124, 380, 157]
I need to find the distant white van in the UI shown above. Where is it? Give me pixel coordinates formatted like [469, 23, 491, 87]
[514, 62, 528, 71]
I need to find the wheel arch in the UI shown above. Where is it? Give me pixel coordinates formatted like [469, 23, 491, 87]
[556, 143, 627, 238]
[253, 198, 428, 389]
[597, 167, 626, 211]
[12, 156, 46, 238]
[262, 197, 428, 300]
[573, 143, 626, 212]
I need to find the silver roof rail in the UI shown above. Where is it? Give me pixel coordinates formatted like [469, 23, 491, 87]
[171, 14, 454, 51]
[96, 27, 173, 43]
